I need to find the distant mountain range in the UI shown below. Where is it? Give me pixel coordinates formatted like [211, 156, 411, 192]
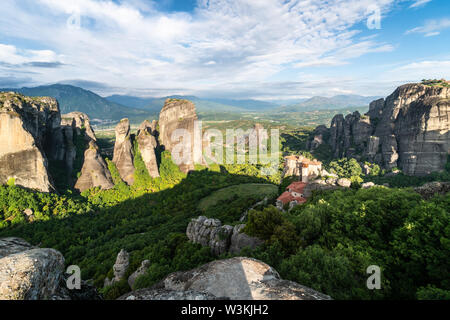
[105, 95, 276, 112]
[0, 84, 380, 122]
[0, 84, 153, 121]
[276, 95, 380, 112]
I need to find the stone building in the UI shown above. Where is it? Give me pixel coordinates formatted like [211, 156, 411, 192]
[276, 181, 307, 210]
[283, 155, 322, 182]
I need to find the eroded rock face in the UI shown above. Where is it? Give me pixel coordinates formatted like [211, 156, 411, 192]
[414, 181, 450, 199]
[186, 216, 233, 256]
[74, 141, 114, 192]
[118, 289, 222, 300]
[310, 83, 450, 176]
[113, 119, 135, 185]
[0, 247, 65, 300]
[149, 257, 331, 300]
[136, 120, 159, 178]
[128, 260, 151, 289]
[159, 99, 198, 173]
[0, 237, 101, 300]
[0, 237, 34, 259]
[0, 93, 61, 192]
[104, 249, 129, 287]
[61, 111, 96, 142]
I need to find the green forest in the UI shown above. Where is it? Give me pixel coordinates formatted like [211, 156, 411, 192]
[0, 128, 449, 300]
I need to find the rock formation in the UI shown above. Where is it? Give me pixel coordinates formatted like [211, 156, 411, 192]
[74, 141, 114, 192]
[0, 237, 100, 300]
[128, 260, 151, 289]
[104, 249, 130, 287]
[414, 181, 450, 199]
[112, 118, 135, 185]
[119, 289, 222, 300]
[0, 92, 62, 192]
[186, 216, 263, 256]
[136, 120, 159, 178]
[158, 99, 198, 173]
[308, 82, 450, 176]
[120, 257, 331, 300]
[0, 92, 113, 192]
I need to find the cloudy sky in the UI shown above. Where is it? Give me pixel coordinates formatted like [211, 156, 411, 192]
[0, 0, 449, 100]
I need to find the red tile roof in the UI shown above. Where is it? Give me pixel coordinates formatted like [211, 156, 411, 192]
[277, 191, 307, 205]
[286, 181, 307, 193]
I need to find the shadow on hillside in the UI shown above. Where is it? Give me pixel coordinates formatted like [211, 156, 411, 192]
[0, 168, 275, 291]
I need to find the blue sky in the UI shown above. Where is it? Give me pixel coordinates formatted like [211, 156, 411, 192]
[0, 0, 449, 100]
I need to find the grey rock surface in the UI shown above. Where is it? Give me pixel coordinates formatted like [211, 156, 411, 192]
[153, 257, 331, 300]
[113, 118, 135, 185]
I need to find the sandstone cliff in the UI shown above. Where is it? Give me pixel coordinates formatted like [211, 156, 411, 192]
[112, 118, 135, 185]
[0, 92, 62, 192]
[136, 120, 159, 178]
[158, 99, 198, 173]
[309, 83, 450, 175]
[74, 141, 114, 192]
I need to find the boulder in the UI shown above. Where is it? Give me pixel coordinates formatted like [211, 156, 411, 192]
[0, 237, 34, 259]
[414, 181, 450, 199]
[337, 178, 351, 187]
[128, 260, 151, 289]
[118, 289, 223, 300]
[149, 257, 331, 300]
[74, 141, 114, 192]
[113, 119, 135, 185]
[0, 248, 65, 300]
[186, 216, 233, 256]
[361, 182, 375, 189]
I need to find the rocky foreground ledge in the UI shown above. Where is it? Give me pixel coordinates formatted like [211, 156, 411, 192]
[119, 257, 332, 300]
[0, 237, 330, 300]
[0, 237, 100, 300]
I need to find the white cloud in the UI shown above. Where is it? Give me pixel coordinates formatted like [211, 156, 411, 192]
[409, 0, 432, 8]
[0, 0, 398, 97]
[406, 18, 450, 37]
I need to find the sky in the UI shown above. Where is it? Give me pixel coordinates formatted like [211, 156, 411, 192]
[0, 0, 449, 100]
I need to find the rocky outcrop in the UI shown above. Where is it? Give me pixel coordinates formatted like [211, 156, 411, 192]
[136, 120, 159, 178]
[0, 237, 35, 259]
[186, 216, 233, 256]
[0, 92, 61, 192]
[414, 181, 450, 199]
[112, 119, 135, 185]
[311, 83, 450, 176]
[119, 289, 222, 300]
[186, 216, 263, 256]
[74, 141, 114, 192]
[159, 99, 198, 173]
[0, 237, 100, 300]
[0, 247, 65, 300]
[128, 260, 150, 289]
[61, 111, 96, 142]
[124, 257, 331, 300]
[306, 125, 329, 150]
[104, 249, 129, 287]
